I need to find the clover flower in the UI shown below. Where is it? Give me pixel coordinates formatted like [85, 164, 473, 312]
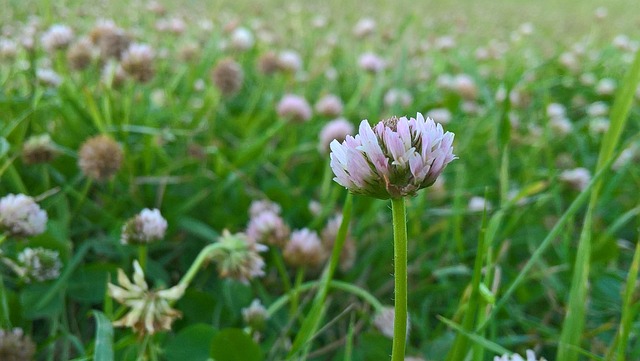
[0, 328, 36, 361]
[211, 230, 267, 284]
[315, 94, 344, 117]
[15, 247, 62, 282]
[121, 43, 155, 82]
[78, 135, 123, 181]
[559, 167, 591, 191]
[108, 261, 185, 335]
[277, 94, 312, 122]
[330, 113, 456, 199]
[22, 134, 59, 165]
[41, 24, 74, 52]
[246, 210, 290, 248]
[494, 350, 547, 361]
[358, 52, 385, 73]
[318, 118, 354, 154]
[242, 299, 268, 331]
[67, 38, 94, 70]
[121, 208, 168, 244]
[212, 58, 244, 96]
[0, 194, 47, 238]
[249, 199, 282, 218]
[283, 228, 326, 268]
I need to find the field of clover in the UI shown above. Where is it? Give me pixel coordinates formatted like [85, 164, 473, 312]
[1, 0, 640, 360]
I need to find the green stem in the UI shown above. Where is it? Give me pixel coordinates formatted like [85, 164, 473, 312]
[267, 279, 383, 317]
[290, 267, 305, 317]
[0, 274, 11, 328]
[270, 248, 291, 293]
[138, 245, 147, 271]
[391, 197, 408, 361]
[177, 243, 224, 289]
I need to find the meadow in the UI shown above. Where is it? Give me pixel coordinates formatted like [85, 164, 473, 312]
[1, 0, 640, 360]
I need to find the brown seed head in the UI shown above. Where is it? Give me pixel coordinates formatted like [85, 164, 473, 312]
[78, 135, 123, 181]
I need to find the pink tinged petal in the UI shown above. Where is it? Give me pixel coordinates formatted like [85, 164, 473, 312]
[383, 129, 407, 166]
[357, 120, 389, 177]
[330, 153, 354, 188]
[409, 152, 430, 180]
[396, 117, 412, 149]
[329, 139, 348, 164]
[347, 147, 373, 188]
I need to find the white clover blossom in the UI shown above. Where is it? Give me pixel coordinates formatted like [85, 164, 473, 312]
[560, 167, 591, 191]
[121, 208, 168, 244]
[242, 299, 268, 330]
[358, 52, 386, 73]
[494, 350, 547, 361]
[108, 260, 185, 335]
[15, 247, 62, 282]
[0, 194, 48, 237]
[249, 199, 282, 218]
[330, 113, 456, 199]
[41, 24, 74, 52]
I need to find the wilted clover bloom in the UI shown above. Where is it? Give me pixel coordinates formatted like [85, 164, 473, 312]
[494, 350, 547, 361]
[0, 328, 36, 361]
[15, 247, 62, 282]
[108, 261, 185, 335]
[0, 194, 47, 237]
[121, 208, 168, 244]
[78, 134, 123, 181]
[22, 134, 59, 165]
[211, 230, 267, 284]
[212, 58, 244, 96]
[330, 113, 456, 199]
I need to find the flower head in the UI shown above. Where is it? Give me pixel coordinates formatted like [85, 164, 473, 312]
[242, 299, 268, 331]
[108, 261, 185, 335]
[41, 24, 74, 52]
[330, 113, 456, 199]
[14, 247, 62, 282]
[211, 230, 267, 284]
[283, 229, 326, 268]
[318, 118, 354, 154]
[0, 194, 47, 237]
[0, 328, 36, 361]
[121, 208, 168, 244]
[121, 43, 155, 83]
[78, 135, 123, 181]
[246, 210, 290, 248]
[212, 58, 244, 96]
[494, 350, 547, 361]
[277, 94, 312, 122]
[22, 134, 59, 165]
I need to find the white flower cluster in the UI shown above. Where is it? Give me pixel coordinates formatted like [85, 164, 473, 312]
[0, 194, 48, 237]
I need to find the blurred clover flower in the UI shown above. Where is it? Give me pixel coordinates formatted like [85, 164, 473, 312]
[78, 134, 123, 181]
[0, 194, 47, 238]
[0, 328, 36, 361]
[121, 208, 168, 244]
[210, 230, 267, 284]
[40, 24, 74, 52]
[277, 94, 312, 122]
[373, 306, 410, 339]
[8, 247, 62, 282]
[246, 209, 290, 248]
[330, 113, 456, 199]
[318, 118, 354, 154]
[22, 134, 59, 165]
[283, 228, 326, 268]
[242, 299, 268, 331]
[108, 260, 185, 335]
[494, 350, 547, 361]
